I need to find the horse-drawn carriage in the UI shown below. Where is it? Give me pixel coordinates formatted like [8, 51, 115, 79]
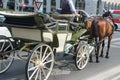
[0, 11, 93, 80]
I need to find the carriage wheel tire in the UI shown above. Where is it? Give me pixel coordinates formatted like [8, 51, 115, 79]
[75, 41, 89, 70]
[25, 43, 54, 80]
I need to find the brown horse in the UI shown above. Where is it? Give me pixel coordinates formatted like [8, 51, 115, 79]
[86, 17, 94, 36]
[86, 11, 114, 63]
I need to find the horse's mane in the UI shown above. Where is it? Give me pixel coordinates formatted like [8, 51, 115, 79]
[102, 11, 113, 18]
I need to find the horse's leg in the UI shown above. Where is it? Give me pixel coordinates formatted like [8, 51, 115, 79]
[95, 37, 100, 63]
[105, 35, 112, 58]
[100, 40, 105, 57]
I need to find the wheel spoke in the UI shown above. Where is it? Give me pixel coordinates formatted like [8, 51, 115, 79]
[42, 52, 52, 63]
[33, 51, 37, 58]
[2, 61, 7, 68]
[79, 55, 87, 68]
[41, 68, 47, 79]
[30, 60, 36, 64]
[42, 47, 48, 61]
[78, 48, 82, 54]
[81, 61, 84, 67]
[81, 47, 84, 53]
[0, 41, 5, 52]
[77, 58, 82, 64]
[44, 65, 51, 71]
[83, 58, 86, 64]
[83, 46, 86, 52]
[4, 44, 11, 52]
[34, 51, 39, 60]
[78, 50, 83, 58]
[80, 59, 84, 67]
[0, 61, 2, 71]
[44, 59, 53, 65]
[39, 46, 42, 61]
[28, 66, 36, 72]
[35, 69, 40, 80]
[78, 60, 82, 68]
[39, 69, 42, 80]
[84, 46, 88, 53]
[29, 67, 39, 80]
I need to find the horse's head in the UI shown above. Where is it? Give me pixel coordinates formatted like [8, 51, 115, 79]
[84, 17, 94, 36]
[102, 11, 113, 18]
[102, 10, 115, 26]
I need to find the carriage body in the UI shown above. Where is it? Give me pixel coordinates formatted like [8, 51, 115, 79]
[0, 11, 89, 80]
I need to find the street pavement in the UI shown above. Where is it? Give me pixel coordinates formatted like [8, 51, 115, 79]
[0, 31, 120, 80]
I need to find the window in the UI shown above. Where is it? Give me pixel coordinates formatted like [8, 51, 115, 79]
[19, 0, 22, 3]
[76, 0, 85, 10]
[51, 0, 56, 11]
[0, 0, 3, 8]
[24, 0, 29, 4]
[7, 0, 15, 10]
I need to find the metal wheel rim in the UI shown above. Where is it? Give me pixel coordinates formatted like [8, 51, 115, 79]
[26, 43, 54, 80]
[76, 44, 89, 70]
[0, 37, 14, 73]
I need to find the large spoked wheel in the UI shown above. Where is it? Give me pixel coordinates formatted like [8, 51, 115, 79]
[75, 41, 89, 70]
[26, 43, 54, 80]
[0, 36, 14, 73]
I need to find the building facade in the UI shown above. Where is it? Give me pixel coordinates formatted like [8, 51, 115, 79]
[1, 0, 120, 16]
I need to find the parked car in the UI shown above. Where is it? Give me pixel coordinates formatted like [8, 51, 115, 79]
[110, 10, 120, 30]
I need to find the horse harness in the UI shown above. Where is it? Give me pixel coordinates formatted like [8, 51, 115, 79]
[104, 16, 114, 35]
[104, 17, 114, 26]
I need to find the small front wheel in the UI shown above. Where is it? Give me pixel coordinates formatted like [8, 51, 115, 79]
[0, 36, 14, 73]
[26, 43, 54, 80]
[75, 41, 89, 70]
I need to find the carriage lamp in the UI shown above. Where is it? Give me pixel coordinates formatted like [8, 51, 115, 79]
[0, 15, 5, 23]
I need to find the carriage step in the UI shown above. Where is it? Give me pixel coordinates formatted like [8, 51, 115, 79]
[63, 52, 73, 57]
[89, 45, 94, 54]
[21, 55, 29, 57]
[79, 35, 90, 41]
[22, 48, 30, 51]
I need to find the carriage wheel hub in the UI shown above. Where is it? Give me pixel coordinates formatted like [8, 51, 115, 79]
[39, 62, 44, 68]
[80, 53, 86, 58]
[82, 53, 85, 57]
[35, 60, 44, 68]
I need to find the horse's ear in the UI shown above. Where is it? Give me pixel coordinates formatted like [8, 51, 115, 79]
[103, 8, 106, 13]
[108, 10, 111, 13]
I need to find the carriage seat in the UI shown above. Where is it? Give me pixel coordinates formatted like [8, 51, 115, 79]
[0, 11, 57, 29]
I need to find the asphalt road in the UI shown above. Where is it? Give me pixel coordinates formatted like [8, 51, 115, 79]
[0, 31, 120, 80]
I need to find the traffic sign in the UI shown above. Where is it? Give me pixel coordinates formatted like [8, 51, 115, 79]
[35, 1, 43, 11]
